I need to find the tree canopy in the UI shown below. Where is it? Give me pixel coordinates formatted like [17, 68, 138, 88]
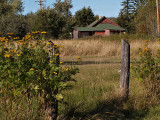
[0, 0, 26, 37]
[75, 7, 95, 27]
[116, 0, 158, 36]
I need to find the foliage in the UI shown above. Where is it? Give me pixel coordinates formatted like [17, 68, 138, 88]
[52, 0, 74, 39]
[34, 8, 65, 38]
[75, 7, 95, 27]
[58, 17, 75, 39]
[0, 0, 26, 38]
[25, 12, 37, 33]
[0, 14, 28, 38]
[54, 0, 73, 18]
[0, 32, 79, 119]
[0, 0, 74, 39]
[134, 0, 157, 36]
[0, 0, 23, 15]
[117, 0, 158, 36]
[131, 40, 160, 96]
[116, 11, 134, 33]
[117, 0, 137, 33]
[26, 0, 74, 39]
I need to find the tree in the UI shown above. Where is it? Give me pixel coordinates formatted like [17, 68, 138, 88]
[134, 0, 157, 36]
[25, 12, 37, 32]
[34, 8, 65, 38]
[108, 17, 118, 24]
[53, 0, 74, 39]
[116, 11, 134, 33]
[117, 0, 137, 33]
[75, 7, 95, 27]
[0, 0, 27, 37]
[26, 0, 74, 39]
[117, 0, 157, 35]
[54, 0, 72, 18]
[0, 0, 23, 15]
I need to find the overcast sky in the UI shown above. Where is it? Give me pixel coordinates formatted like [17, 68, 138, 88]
[22, 0, 123, 17]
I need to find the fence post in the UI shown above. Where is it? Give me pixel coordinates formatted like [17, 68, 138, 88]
[120, 39, 130, 101]
[46, 40, 59, 120]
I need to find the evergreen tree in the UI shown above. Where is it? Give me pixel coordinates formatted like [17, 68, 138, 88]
[117, 0, 137, 33]
[75, 7, 95, 27]
[117, 0, 157, 36]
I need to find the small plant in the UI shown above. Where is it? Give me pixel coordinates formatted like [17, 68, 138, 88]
[131, 40, 160, 96]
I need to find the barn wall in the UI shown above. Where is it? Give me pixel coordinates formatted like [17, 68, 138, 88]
[94, 31, 105, 36]
[105, 29, 110, 36]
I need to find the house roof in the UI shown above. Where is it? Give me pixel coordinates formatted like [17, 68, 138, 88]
[96, 24, 125, 31]
[87, 16, 120, 27]
[87, 16, 106, 27]
[76, 23, 125, 32]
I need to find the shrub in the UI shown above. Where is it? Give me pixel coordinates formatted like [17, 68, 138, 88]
[131, 40, 160, 96]
[0, 33, 79, 119]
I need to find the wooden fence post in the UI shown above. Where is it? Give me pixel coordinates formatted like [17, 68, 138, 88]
[45, 40, 59, 120]
[120, 39, 130, 101]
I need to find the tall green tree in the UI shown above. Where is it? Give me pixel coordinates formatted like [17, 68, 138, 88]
[75, 7, 95, 27]
[34, 8, 65, 38]
[0, 0, 23, 15]
[0, 0, 27, 37]
[53, 0, 74, 38]
[54, 0, 72, 18]
[26, 0, 74, 39]
[25, 12, 36, 32]
[117, 0, 157, 35]
[117, 0, 137, 33]
[0, 14, 28, 37]
[134, 0, 157, 36]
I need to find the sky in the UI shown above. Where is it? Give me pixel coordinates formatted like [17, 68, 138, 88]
[22, 0, 123, 17]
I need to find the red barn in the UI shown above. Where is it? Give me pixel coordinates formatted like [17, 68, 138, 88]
[73, 16, 125, 39]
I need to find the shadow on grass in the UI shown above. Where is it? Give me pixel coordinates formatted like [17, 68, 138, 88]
[63, 97, 150, 120]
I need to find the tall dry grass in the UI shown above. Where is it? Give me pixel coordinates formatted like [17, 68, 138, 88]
[53, 39, 159, 57]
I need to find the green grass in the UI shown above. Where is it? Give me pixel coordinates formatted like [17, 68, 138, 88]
[79, 33, 153, 41]
[58, 56, 160, 120]
[1, 56, 160, 120]
[59, 63, 122, 119]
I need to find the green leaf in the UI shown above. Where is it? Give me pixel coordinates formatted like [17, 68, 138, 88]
[42, 69, 47, 79]
[55, 94, 63, 101]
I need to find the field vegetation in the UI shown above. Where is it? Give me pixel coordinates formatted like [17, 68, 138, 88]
[0, 32, 159, 119]
[54, 36, 159, 57]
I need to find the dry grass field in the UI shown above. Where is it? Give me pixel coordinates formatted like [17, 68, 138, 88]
[53, 39, 159, 57]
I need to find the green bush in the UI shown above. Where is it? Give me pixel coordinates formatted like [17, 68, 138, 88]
[0, 35, 78, 119]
